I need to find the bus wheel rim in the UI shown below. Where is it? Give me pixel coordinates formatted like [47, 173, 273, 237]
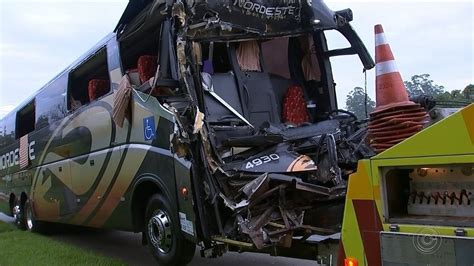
[26, 205, 33, 230]
[13, 205, 20, 225]
[148, 209, 172, 253]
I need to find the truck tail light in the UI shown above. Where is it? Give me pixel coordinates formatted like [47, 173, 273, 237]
[344, 257, 358, 266]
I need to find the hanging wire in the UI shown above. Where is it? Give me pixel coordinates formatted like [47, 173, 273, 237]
[363, 68, 368, 118]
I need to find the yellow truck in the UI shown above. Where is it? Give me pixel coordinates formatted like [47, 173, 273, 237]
[341, 104, 474, 265]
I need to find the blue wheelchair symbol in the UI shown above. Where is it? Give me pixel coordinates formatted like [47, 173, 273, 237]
[143, 116, 156, 141]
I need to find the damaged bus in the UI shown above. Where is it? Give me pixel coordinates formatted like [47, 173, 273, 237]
[0, 0, 375, 264]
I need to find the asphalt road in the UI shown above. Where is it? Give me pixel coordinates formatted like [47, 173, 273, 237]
[0, 213, 315, 266]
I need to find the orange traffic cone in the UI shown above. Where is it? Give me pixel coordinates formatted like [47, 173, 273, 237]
[368, 24, 428, 152]
[373, 24, 413, 112]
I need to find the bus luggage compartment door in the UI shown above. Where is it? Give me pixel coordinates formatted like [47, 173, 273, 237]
[33, 160, 73, 221]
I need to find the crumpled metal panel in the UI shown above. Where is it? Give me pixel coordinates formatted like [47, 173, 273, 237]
[187, 0, 337, 37]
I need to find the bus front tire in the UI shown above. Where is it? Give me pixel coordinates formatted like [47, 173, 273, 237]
[23, 199, 47, 233]
[145, 194, 195, 266]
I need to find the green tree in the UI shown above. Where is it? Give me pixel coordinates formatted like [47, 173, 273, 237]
[463, 84, 474, 100]
[436, 89, 466, 102]
[403, 74, 445, 97]
[346, 87, 375, 119]
[435, 88, 474, 107]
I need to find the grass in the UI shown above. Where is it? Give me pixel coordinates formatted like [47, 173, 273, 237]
[0, 221, 126, 266]
[0, 221, 15, 233]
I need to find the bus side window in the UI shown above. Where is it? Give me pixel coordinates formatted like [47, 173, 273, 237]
[68, 47, 110, 110]
[16, 100, 35, 139]
[35, 73, 68, 130]
[0, 114, 16, 147]
[118, 24, 161, 89]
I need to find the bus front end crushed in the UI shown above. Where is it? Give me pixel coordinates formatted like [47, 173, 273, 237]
[164, 0, 376, 262]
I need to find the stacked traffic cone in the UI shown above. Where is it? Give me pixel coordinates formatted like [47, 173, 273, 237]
[368, 24, 428, 152]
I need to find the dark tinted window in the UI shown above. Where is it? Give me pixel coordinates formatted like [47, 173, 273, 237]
[16, 100, 35, 139]
[36, 74, 68, 129]
[0, 114, 16, 147]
